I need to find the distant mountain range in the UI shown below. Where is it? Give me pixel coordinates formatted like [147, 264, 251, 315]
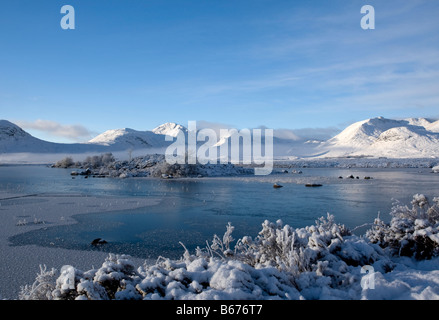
[0, 120, 184, 155]
[1, 117, 438, 163]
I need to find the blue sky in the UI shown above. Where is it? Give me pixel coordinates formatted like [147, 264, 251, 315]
[1, 0, 439, 142]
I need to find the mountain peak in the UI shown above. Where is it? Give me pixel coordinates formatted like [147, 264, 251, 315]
[427, 120, 439, 132]
[88, 128, 131, 145]
[0, 119, 21, 129]
[152, 122, 187, 137]
[87, 126, 173, 149]
[320, 116, 439, 158]
[0, 120, 30, 140]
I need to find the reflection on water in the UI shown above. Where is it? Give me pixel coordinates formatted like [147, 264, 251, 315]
[2, 165, 439, 259]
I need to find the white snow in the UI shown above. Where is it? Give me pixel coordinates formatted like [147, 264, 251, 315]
[152, 122, 187, 137]
[2, 116, 439, 300]
[88, 128, 170, 150]
[13, 194, 439, 301]
[88, 128, 133, 145]
[0, 120, 109, 156]
[426, 120, 439, 133]
[2, 117, 439, 163]
[361, 258, 439, 300]
[318, 117, 439, 158]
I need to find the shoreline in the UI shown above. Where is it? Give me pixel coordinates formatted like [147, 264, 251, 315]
[0, 191, 160, 299]
[1, 156, 438, 167]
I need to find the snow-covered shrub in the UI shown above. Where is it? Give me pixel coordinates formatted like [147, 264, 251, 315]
[52, 254, 143, 300]
[191, 215, 389, 293]
[234, 215, 389, 289]
[54, 156, 74, 168]
[82, 153, 115, 169]
[54, 153, 115, 170]
[366, 194, 439, 259]
[19, 213, 397, 300]
[201, 222, 235, 259]
[16, 219, 27, 226]
[19, 265, 58, 300]
[135, 255, 300, 300]
[19, 254, 144, 300]
[19, 194, 439, 300]
[229, 215, 352, 272]
[149, 161, 198, 178]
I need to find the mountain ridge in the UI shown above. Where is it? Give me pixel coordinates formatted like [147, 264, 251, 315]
[317, 117, 439, 158]
[1, 117, 438, 162]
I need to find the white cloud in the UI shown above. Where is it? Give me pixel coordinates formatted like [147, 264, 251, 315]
[16, 119, 97, 142]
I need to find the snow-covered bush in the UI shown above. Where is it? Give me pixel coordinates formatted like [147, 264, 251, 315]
[219, 215, 389, 292]
[19, 265, 58, 300]
[54, 156, 75, 168]
[19, 254, 144, 300]
[18, 194, 439, 300]
[366, 194, 439, 259]
[232, 215, 352, 273]
[20, 213, 396, 300]
[82, 153, 115, 169]
[149, 161, 198, 178]
[135, 255, 301, 300]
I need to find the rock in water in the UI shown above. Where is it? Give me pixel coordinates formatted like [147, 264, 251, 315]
[91, 238, 108, 246]
[305, 184, 322, 187]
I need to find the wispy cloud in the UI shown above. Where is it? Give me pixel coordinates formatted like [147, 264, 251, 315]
[16, 119, 97, 142]
[176, 2, 438, 111]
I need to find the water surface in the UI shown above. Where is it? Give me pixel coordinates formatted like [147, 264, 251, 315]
[2, 165, 438, 259]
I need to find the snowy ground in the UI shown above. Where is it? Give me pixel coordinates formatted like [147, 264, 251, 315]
[0, 191, 158, 299]
[1, 180, 439, 300]
[360, 256, 439, 299]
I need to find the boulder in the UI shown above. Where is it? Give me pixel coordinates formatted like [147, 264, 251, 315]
[305, 184, 322, 187]
[91, 238, 108, 246]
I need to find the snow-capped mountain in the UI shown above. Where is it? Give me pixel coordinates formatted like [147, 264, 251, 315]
[152, 122, 187, 137]
[0, 120, 33, 142]
[88, 123, 189, 150]
[0, 120, 107, 154]
[318, 117, 439, 158]
[1, 117, 438, 163]
[88, 127, 170, 150]
[427, 120, 439, 133]
[0, 119, 42, 153]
